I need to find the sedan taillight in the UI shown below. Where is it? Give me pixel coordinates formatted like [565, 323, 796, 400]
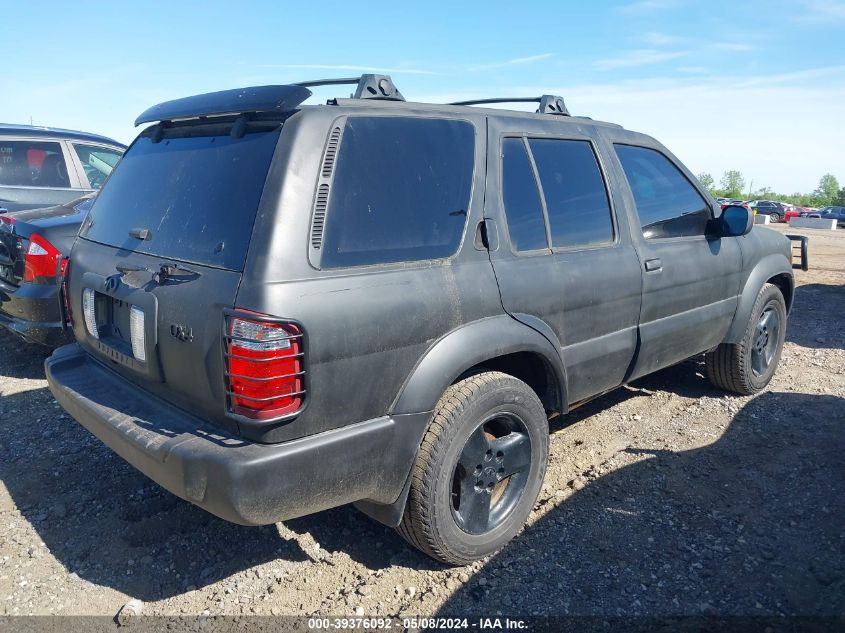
[23, 233, 61, 284]
[224, 312, 305, 420]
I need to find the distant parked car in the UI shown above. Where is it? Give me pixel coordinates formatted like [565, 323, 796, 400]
[720, 200, 751, 213]
[747, 200, 786, 222]
[807, 206, 845, 228]
[0, 194, 96, 345]
[0, 124, 125, 213]
[783, 204, 801, 223]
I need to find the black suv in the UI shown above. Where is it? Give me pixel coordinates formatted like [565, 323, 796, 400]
[748, 199, 786, 222]
[46, 76, 794, 564]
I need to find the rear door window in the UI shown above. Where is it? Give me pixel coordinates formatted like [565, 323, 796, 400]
[528, 138, 614, 248]
[615, 144, 711, 239]
[72, 144, 124, 190]
[320, 117, 474, 268]
[0, 140, 70, 188]
[80, 124, 281, 271]
[502, 137, 548, 251]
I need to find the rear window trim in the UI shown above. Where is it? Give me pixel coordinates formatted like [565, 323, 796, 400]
[308, 113, 478, 272]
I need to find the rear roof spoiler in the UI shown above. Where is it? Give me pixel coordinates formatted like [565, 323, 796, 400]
[134, 74, 405, 127]
[134, 84, 313, 127]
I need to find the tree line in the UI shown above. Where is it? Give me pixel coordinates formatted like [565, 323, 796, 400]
[696, 171, 845, 207]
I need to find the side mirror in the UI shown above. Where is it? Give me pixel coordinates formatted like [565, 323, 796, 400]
[717, 205, 753, 237]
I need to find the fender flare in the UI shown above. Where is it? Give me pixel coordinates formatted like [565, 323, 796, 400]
[390, 314, 567, 416]
[723, 253, 793, 344]
[356, 314, 567, 527]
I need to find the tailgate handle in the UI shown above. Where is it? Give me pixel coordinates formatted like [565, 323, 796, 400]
[116, 263, 147, 273]
[129, 227, 152, 240]
[644, 258, 662, 272]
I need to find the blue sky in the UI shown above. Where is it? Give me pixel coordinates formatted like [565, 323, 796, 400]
[2, 0, 843, 193]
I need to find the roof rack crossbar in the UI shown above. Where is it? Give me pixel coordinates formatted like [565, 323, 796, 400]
[296, 74, 405, 102]
[449, 94, 570, 116]
[295, 77, 362, 88]
[449, 97, 540, 106]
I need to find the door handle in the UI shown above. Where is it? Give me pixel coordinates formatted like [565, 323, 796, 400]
[644, 258, 662, 272]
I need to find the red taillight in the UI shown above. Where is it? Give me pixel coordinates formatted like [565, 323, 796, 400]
[23, 233, 61, 283]
[0, 215, 15, 226]
[224, 313, 305, 420]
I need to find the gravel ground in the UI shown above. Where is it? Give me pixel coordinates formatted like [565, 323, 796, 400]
[0, 223, 843, 624]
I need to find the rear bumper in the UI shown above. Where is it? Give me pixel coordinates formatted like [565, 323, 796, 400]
[0, 279, 69, 346]
[45, 344, 429, 526]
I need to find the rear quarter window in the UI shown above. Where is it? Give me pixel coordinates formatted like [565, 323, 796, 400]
[319, 117, 475, 268]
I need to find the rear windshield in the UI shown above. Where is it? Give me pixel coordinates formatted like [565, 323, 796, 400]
[80, 124, 281, 271]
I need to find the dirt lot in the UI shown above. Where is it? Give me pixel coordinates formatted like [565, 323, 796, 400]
[1, 224, 843, 623]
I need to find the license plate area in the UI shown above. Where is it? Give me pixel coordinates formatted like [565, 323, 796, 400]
[81, 271, 161, 382]
[96, 294, 134, 355]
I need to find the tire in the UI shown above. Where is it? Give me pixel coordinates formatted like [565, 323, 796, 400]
[769, 212, 781, 223]
[705, 283, 787, 395]
[396, 371, 549, 565]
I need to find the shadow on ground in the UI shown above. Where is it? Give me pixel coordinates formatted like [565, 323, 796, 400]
[435, 391, 845, 618]
[0, 328, 52, 380]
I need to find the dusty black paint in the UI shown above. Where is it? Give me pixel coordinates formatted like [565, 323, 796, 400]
[46, 86, 793, 528]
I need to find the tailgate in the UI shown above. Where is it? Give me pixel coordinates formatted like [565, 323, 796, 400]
[63, 119, 283, 433]
[68, 241, 241, 432]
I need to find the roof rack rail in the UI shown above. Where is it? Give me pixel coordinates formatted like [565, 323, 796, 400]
[449, 94, 570, 116]
[296, 74, 405, 101]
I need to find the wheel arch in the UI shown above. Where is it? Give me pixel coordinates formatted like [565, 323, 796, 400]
[768, 272, 794, 314]
[356, 315, 567, 528]
[723, 254, 793, 344]
[390, 314, 567, 416]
